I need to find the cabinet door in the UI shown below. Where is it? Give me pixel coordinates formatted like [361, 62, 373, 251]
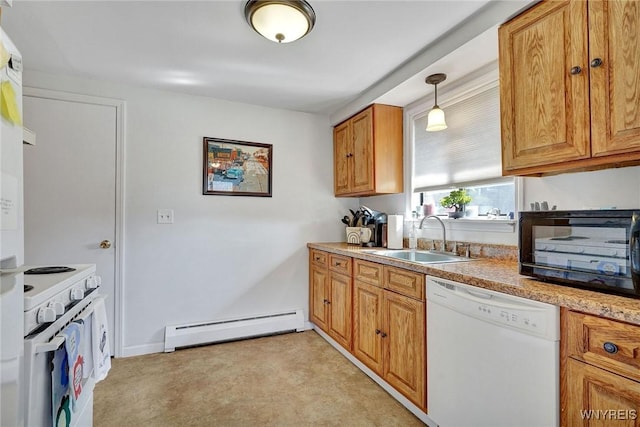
[334, 120, 351, 195]
[328, 271, 353, 350]
[590, 0, 640, 157]
[383, 290, 426, 410]
[565, 358, 640, 426]
[309, 264, 329, 332]
[499, 0, 590, 172]
[353, 280, 384, 374]
[350, 108, 375, 194]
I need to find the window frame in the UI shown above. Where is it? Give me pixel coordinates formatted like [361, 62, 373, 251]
[402, 62, 523, 232]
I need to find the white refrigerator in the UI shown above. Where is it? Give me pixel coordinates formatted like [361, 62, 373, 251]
[0, 26, 24, 427]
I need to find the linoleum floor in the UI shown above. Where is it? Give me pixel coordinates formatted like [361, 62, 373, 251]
[94, 330, 425, 427]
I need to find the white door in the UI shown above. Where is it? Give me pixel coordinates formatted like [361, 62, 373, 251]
[22, 92, 122, 354]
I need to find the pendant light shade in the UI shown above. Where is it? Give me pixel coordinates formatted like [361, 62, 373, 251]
[426, 106, 447, 132]
[425, 73, 447, 132]
[245, 0, 316, 43]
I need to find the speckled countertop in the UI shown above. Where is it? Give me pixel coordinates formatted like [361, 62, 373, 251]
[308, 242, 640, 326]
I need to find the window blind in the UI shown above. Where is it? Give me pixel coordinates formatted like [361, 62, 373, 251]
[413, 84, 502, 192]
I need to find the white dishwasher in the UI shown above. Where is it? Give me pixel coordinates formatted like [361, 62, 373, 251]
[426, 276, 559, 427]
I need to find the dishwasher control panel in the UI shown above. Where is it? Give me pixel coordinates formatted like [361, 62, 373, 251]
[427, 276, 560, 340]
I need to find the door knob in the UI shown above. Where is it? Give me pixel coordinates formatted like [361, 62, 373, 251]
[100, 240, 112, 249]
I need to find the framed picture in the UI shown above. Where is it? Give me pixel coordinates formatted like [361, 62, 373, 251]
[202, 137, 272, 197]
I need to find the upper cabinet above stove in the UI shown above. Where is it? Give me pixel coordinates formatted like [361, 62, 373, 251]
[499, 0, 640, 176]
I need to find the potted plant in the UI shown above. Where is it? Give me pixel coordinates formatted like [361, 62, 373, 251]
[440, 188, 472, 219]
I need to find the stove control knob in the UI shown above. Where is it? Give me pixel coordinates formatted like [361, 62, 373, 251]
[37, 306, 57, 323]
[70, 288, 85, 301]
[85, 275, 101, 290]
[48, 301, 65, 316]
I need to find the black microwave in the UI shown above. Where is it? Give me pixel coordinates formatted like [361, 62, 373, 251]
[519, 210, 640, 299]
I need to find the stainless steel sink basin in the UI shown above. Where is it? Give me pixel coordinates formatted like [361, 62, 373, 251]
[368, 250, 473, 264]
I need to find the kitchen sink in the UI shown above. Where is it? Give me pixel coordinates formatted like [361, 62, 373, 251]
[367, 250, 474, 264]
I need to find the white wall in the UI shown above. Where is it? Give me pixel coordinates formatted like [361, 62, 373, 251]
[523, 166, 640, 210]
[23, 71, 358, 356]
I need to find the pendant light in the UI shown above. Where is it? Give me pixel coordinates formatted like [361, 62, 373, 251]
[244, 0, 316, 44]
[425, 73, 448, 132]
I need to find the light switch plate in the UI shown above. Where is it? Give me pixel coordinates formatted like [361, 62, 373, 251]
[157, 209, 174, 224]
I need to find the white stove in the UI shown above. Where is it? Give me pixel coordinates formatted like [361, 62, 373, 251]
[23, 264, 100, 337]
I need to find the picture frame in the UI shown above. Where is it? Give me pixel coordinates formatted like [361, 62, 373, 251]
[202, 137, 272, 197]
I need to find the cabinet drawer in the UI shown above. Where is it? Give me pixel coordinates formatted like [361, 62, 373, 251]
[354, 260, 383, 287]
[329, 254, 352, 275]
[383, 266, 424, 301]
[310, 249, 328, 267]
[565, 310, 640, 382]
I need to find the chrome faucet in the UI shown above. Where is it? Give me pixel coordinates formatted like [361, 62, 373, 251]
[419, 215, 446, 252]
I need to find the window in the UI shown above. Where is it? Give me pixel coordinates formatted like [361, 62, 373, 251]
[408, 73, 516, 220]
[413, 180, 515, 218]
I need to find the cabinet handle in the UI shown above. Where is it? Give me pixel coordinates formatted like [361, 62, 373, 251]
[375, 329, 381, 335]
[603, 341, 618, 354]
[590, 58, 603, 68]
[570, 66, 582, 75]
[380, 332, 387, 338]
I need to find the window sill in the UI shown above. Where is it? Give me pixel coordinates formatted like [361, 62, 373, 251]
[408, 216, 516, 233]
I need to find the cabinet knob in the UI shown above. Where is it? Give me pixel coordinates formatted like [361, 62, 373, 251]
[603, 341, 618, 354]
[590, 58, 603, 68]
[380, 332, 387, 338]
[323, 299, 331, 305]
[375, 329, 381, 335]
[570, 66, 582, 75]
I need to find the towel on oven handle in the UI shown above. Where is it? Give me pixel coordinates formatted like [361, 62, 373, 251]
[61, 322, 84, 411]
[51, 345, 71, 427]
[92, 297, 111, 382]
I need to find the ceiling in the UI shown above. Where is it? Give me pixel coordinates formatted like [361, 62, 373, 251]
[1, 1, 528, 116]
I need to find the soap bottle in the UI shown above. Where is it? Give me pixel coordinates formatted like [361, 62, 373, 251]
[408, 221, 417, 249]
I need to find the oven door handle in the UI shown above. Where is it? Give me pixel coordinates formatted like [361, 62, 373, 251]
[35, 295, 105, 354]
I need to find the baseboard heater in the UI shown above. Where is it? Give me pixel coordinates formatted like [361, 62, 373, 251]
[164, 309, 305, 352]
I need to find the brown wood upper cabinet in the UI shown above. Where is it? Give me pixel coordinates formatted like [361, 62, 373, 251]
[499, 0, 640, 176]
[334, 104, 403, 196]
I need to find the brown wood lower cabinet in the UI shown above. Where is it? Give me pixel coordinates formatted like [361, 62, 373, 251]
[309, 250, 352, 351]
[310, 252, 426, 412]
[565, 358, 640, 426]
[562, 309, 640, 425]
[353, 279, 426, 411]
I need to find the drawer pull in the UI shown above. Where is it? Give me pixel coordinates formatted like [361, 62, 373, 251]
[603, 342, 618, 354]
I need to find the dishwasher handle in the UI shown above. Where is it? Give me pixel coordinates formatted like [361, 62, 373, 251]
[464, 288, 493, 300]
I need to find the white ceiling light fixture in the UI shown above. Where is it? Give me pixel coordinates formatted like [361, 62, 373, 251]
[425, 73, 448, 132]
[244, 0, 316, 44]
